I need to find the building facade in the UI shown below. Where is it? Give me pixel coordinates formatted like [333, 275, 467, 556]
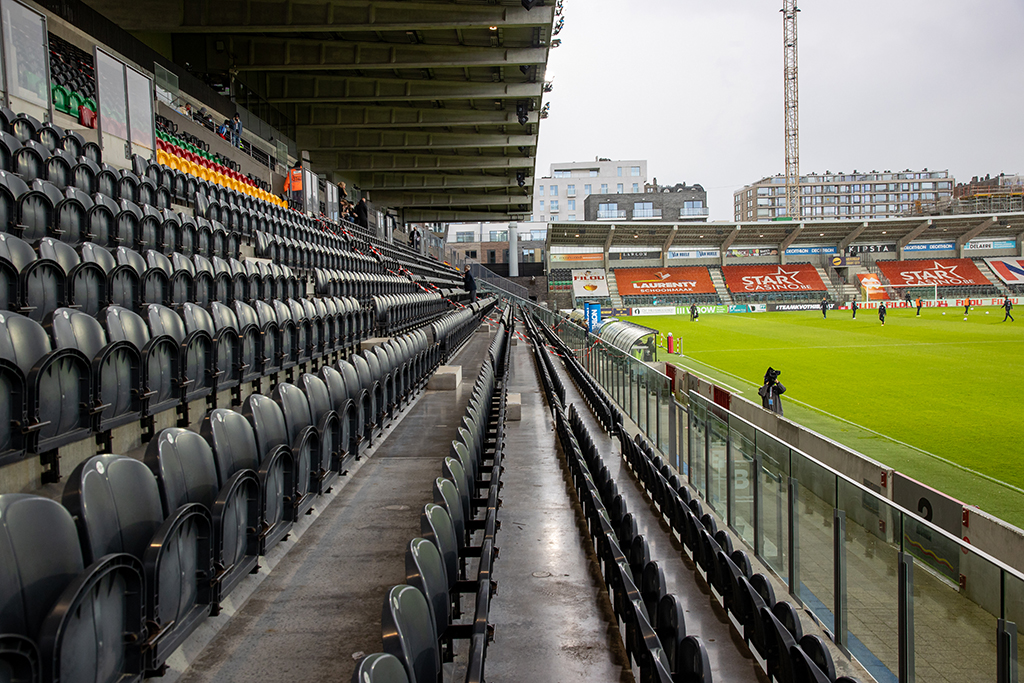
[582, 179, 707, 222]
[734, 169, 955, 222]
[532, 158, 648, 223]
[445, 222, 547, 265]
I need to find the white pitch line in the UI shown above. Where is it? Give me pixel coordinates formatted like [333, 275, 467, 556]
[696, 339, 1023, 354]
[675, 355, 1024, 498]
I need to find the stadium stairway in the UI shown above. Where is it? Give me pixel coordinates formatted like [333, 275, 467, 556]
[606, 269, 623, 308]
[709, 267, 733, 305]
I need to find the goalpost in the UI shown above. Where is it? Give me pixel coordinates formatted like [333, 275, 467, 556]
[862, 282, 938, 305]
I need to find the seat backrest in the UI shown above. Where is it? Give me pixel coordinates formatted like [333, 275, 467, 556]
[0, 310, 51, 375]
[405, 537, 450, 643]
[62, 454, 164, 563]
[273, 382, 313, 445]
[47, 307, 107, 360]
[181, 302, 216, 337]
[99, 305, 150, 349]
[420, 503, 458, 590]
[432, 477, 465, 551]
[0, 494, 85, 640]
[241, 393, 289, 457]
[301, 373, 333, 424]
[381, 585, 439, 683]
[351, 653, 409, 683]
[677, 635, 712, 683]
[200, 408, 261, 485]
[144, 303, 186, 343]
[144, 427, 219, 516]
[79, 241, 116, 273]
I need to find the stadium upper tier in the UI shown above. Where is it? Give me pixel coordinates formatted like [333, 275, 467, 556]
[547, 213, 1024, 254]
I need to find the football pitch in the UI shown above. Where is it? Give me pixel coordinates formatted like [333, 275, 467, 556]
[641, 305, 1024, 527]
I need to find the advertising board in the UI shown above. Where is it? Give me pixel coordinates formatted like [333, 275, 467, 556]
[984, 257, 1024, 285]
[571, 269, 610, 297]
[721, 264, 827, 293]
[614, 267, 716, 296]
[877, 259, 992, 287]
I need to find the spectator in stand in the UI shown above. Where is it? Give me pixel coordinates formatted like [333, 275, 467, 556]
[284, 161, 303, 211]
[217, 119, 231, 140]
[231, 113, 243, 148]
[463, 266, 477, 303]
[408, 227, 418, 247]
[1004, 297, 1014, 322]
[339, 181, 348, 200]
[355, 197, 369, 229]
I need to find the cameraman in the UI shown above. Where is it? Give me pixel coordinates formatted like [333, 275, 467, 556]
[758, 367, 786, 416]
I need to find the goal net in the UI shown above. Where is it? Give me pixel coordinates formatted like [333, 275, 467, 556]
[859, 279, 938, 303]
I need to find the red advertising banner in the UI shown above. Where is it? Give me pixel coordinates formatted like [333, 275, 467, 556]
[877, 259, 992, 287]
[614, 267, 716, 295]
[857, 272, 889, 300]
[721, 264, 827, 293]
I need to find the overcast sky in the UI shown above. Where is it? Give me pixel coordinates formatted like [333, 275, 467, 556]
[535, 0, 1024, 220]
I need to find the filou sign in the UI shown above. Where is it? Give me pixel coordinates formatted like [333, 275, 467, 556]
[571, 269, 610, 297]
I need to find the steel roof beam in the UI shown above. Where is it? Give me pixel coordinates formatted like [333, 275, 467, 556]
[368, 192, 530, 208]
[164, 1, 556, 33]
[955, 216, 997, 257]
[229, 36, 548, 71]
[308, 151, 535, 172]
[266, 75, 543, 103]
[293, 105, 539, 129]
[297, 128, 536, 151]
[360, 174, 521, 190]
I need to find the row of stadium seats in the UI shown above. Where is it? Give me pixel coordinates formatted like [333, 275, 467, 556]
[354, 304, 512, 683]
[622, 294, 721, 306]
[0, 299, 490, 682]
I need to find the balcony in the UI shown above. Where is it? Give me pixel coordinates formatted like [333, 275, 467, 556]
[632, 209, 662, 219]
[549, 205, 559, 213]
[597, 210, 627, 220]
[566, 189, 577, 197]
[679, 207, 710, 217]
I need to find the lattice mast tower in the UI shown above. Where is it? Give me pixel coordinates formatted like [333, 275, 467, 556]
[782, 0, 800, 220]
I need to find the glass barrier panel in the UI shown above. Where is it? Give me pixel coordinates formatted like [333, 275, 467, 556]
[707, 412, 729, 514]
[913, 535, 997, 682]
[658, 374, 670, 454]
[637, 362, 648, 436]
[1004, 569, 1024, 678]
[755, 430, 789, 578]
[689, 395, 707, 497]
[96, 49, 128, 147]
[837, 477, 900, 683]
[126, 66, 154, 154]
[628, 360, 639, 424]
[729, 416, 756, 547]
[2, 0, 48, 113]
[791, 449, 837, 624]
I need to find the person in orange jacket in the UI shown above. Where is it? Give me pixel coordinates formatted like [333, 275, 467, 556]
[284, 162, 303, 211]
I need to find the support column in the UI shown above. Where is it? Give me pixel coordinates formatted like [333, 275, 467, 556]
[508, 221, 519, 277]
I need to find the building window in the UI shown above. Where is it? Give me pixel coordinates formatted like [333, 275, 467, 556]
[553, 170, 571, 178]
[631, 166, 640, 176]
[549, 200, 559, 212]
[617, 167, 622, 177]
[617, 183, 623, 194]
[589, 170, 598, 177]
[632, 183, 639, 193]
[456, 231, 475, 242]
[567, 199, 576, 210]
[601, 183, 608, 194]
[530, 230, 546, 241]
[538, 185, 544, 196]
[487, 250, 496, 263]
[550, 185, 558, 196]
[584, 184, 591, 195]
[503, 249, 509, 262]
[489, 230, 508, 241]
[539, 200, 544, 210]
[633, 202, 656, 218]
[568, 215, 576, 221]
[597, 202, 619, 219]
[466, 250, 477, 259]
[567, 184, 575, 196]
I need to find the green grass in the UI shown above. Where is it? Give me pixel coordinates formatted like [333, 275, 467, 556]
[641, 306, 1024, 527]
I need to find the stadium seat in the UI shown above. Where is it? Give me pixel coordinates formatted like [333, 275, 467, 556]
[62, 453, 213, 672]
[351, 653, 410, 683]
[381, 584, 440, 683]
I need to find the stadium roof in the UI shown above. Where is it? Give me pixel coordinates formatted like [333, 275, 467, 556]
[547, 213, 1024, 251]
[87, 0, 555, 222]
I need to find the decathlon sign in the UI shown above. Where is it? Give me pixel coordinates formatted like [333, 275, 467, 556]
[571, 269, 610, 297]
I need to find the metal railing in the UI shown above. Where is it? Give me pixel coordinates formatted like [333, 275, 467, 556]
[632, 209, 663, 219]
[597, 210, 628, 219]
[472, 264, 529, 300]
[680, 207, 710, 217]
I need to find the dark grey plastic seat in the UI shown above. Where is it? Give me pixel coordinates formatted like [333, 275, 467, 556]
[676, 635, 712, 683]
[0, 309, 92, 455]
[145, 427, 259, 606]
[381, 585, 440, 683]
[144, 303, 213, 403]
[243, 392, 311, 520]
[61, 454, 213, 673]
[420, 503, 460, 590]
[301, 372, 346, 480]
[230, 300, 262, 383]
[47, 307, 141, 433]
[319, 364, 359, 460]
[183, 302, 238, 396]
[405, 537, 452, 653]
[99, 305, 179, 417]
[272, 382, 321, 504]
[201, 407, 293, 554]
[0, 493, 146, 683]
[351, 653, 409, 683]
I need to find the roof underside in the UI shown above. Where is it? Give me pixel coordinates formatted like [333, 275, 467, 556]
[88, 0, 555, 222]
[547, 214, 1024, 249]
